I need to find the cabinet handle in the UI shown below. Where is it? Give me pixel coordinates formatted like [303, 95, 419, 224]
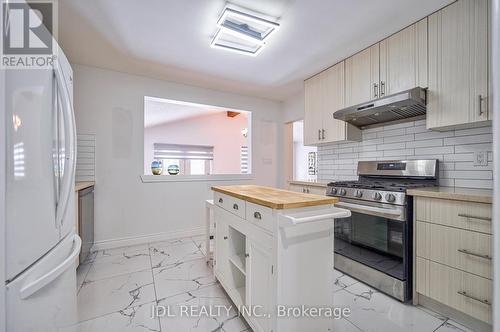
[457, 249, 492, 260]
[218, 198, 223, 203]
[380, 81, 385, 97]
[373, 83, 379, 98]
[457, 291, 491, 306]
[245, 253, 250, 258]
[307, 188, 310, 193]
[233, 203, 239, 210]
[318, 129, 321, 140]
[322, 129, 325, 140]
[458, 213, 491, 222]
[223, 236, 228, 240]
[478, 95, 484, 116]
[302, 188, 306, 193]
[254, 212, 262, 220]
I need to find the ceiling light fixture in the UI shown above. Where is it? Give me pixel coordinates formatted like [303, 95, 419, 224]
[210, 6, 279, 56]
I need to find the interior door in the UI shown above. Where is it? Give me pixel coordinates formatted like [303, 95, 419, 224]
[246, 238, 272, 332]
[379, 18, 428, 96]
[5, 68, 60, 281]
[345, 44, 380, 107]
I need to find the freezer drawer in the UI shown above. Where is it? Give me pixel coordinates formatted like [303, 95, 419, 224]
[6, 234, 81, 332]
[78, 186, 94, 263]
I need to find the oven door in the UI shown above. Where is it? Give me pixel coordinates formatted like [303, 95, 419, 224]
[334, 198, 408, 280]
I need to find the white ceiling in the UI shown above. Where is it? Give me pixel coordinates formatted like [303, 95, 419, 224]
[144, 97, 226, 128]
[59, 0, 453, 101]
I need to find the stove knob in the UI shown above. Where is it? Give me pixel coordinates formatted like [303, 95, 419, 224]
[330, 188, 338, 195]
[373, 192, 382, 200]
[354, 190, 363, 198]
[385, 193, 396, 203]
[339, 189, 347, 196]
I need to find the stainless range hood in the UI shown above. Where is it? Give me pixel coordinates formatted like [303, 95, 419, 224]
[334, 87, 427, 128]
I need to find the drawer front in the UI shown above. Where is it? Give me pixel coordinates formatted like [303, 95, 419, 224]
[416, 258, 492, 323]
[415, 197, 492, 234]
[214, 192, 246, 219]
[246, 202, 273, 233]
[416, 222, 492, 279]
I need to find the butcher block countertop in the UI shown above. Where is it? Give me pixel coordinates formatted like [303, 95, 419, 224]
[407, 186, 492, 204]
[212, 185, 338, 209]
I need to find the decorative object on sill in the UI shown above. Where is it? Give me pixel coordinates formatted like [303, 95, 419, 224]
[241, 128, 248, 138]
[151, 160, 163, 175]
[308, 152, 317, 175]
[167, 164, 180, 175]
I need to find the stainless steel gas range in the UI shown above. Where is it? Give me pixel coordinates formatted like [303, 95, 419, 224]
[326, 159, 439, 302]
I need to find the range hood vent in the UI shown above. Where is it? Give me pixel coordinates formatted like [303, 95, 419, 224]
[334, 87, 427, 128]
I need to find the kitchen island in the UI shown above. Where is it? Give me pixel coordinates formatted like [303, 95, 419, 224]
[211, 185, 349, 332]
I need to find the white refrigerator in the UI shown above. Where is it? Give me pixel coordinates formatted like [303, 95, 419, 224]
[3, 40, 81, 331]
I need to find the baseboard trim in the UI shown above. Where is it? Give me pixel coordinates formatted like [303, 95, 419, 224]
[91, 226, 205, 251]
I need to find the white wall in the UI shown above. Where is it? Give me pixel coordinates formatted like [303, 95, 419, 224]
[282, 90, 304, 124]
[72, 64, 282, 246]
[144, 111, 249, 175]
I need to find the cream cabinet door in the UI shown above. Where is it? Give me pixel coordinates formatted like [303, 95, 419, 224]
[246, 238, 273, 332]
[304, 73, 323, 145]
[214, 207, 230, 284]
[427, 0, 489, 129]
[321, 62, 360, 142]
[380, 18, 428, 96]
[345, 43, 380, 107]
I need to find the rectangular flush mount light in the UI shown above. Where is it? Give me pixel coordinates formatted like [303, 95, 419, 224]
[210, 7, 280, 56]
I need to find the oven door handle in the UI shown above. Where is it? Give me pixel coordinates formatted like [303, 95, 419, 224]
[335, 202, 402, 218]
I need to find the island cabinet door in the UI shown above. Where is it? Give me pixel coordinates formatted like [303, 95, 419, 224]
[214, 207, 230, 284]
[246, 238, 273, 332]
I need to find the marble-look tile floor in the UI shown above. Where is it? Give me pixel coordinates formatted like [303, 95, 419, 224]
[76, 235, 476, 332]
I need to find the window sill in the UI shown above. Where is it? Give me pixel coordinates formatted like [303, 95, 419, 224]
[140, 174, 254, 183]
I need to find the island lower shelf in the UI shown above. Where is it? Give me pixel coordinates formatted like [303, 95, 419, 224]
[212, 186, 348, 332]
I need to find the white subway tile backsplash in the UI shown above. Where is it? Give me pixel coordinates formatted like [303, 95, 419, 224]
[414, 146, 454, 155]
[317, 121, 493, 189]
[377, 128, 406, 137]
[444, 134, 493, 146]
[406, 139, 443, 148]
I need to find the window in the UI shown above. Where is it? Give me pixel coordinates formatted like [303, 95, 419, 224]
[144, 96, 252, 177]
[153, 143, 213, 175]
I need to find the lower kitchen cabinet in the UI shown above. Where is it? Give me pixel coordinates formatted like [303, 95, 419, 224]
[246, 238, 273, 332]
[288, 182, 326, 195]
[413, 196, 492, 328]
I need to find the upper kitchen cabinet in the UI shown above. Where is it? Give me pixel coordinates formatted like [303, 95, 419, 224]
[427, 0, 490, 130]
[304, 62, 361, 146]
[380, 18, 428, 96]
[345, 44, 380, 107]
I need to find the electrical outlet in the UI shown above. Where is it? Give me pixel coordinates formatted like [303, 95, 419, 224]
[473, 151, 488, 166]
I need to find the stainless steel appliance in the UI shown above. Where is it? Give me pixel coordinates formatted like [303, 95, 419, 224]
[334, 87, 427, 128]
[78, 186, 95, 263]
[326, 159, 438, 302]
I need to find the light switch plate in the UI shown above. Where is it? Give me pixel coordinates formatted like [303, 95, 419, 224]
[473, 151, 488, 166]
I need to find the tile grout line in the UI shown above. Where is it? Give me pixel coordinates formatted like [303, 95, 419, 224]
[432, 319, 449, 332]
[147, 241, 162, 332]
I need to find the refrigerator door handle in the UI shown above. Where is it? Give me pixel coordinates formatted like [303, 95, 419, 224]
[54, 61, 76, 228]
[20, 235, 81, 300]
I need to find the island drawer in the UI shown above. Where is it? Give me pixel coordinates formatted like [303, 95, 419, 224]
[214, 192, 246, 219]
[415, 197, 492, 234]
[416, 221, 492, 279]
[416, 257, 492, 323]
[245, 202, 273, 233]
